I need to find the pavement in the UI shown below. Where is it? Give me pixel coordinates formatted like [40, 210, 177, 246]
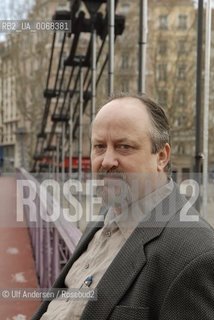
[0, 176, 40, 320]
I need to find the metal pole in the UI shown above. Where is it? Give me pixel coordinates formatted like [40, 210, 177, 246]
[52, 151, 55, 177]
[195, 0, 204, 212]
[77, 61, 83, 229]
[56, 134, 60, 182]
[108, 0, 115, 96]
[20, 132, 25, 168]
[69, 97, 73, 178]
[195, 0, 204, 173]
[138, 0, 148, 94]
[90, 23, 97, 223]
[78, 62, 83, 183]
[62, 122, 65, 183]
[202, 0, 212, 218]
[48, 159, 51, 178]
[45, 222, 51, 288]
[52, 228, 59, 280]
[91, 27, 97, 121]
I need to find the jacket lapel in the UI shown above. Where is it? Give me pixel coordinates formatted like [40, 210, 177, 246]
[81, 226, 147, 320]
[81, 184, 186, 320]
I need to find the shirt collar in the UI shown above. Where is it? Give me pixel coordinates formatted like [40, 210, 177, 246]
[104, 178, 174, 240]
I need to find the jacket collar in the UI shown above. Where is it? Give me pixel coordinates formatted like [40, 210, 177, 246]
[81, 183, 186, 320]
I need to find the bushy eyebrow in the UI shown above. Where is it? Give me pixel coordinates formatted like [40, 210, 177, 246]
[91, 137, 141, 147]
[91, 138, 104, 144]
[92, 137, 132, 142]
[114, 138, 137, 145]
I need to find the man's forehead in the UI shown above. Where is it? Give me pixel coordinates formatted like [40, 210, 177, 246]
[91, 98, 151, 141]
[102, 96, 145, 110]
[95, 97, 148, 121]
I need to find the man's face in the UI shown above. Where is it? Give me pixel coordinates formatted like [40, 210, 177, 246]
[91, 97, 170, 202]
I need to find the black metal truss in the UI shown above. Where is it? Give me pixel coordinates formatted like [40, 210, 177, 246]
[32, 0, 125, 171]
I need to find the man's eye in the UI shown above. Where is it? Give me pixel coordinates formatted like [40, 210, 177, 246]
[94, 144, 105, 149]
[117, 144, 132, 150]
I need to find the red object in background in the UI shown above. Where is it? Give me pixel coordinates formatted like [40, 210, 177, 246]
[41, 156, 91, 171]
[63, 157, 91, 171]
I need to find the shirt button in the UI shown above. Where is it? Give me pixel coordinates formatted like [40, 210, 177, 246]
[85, 263, 89, 269]
[105, 231, 111, 237]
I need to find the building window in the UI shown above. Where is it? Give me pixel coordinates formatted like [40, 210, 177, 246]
[120, 3, 130, 14]
[177, 144, 185, 155]
[121, 53, 129, 69]
[177, 64, 186, 80]
[159, 15, 168, 30]
[176, 89, 186, 106]
[156, 64, 167, 81]
[122, 80, 129, 92]
[178, 15, 188, 30]
[182, 167, 190, 179]
[158, 40, 168, 55]
[174, 115, 185, 127]
[177, 40, 187, 54]
[157, 89, 168, 106]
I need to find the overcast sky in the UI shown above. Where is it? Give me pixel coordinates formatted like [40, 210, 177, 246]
[0, 0, 34, 20]
[0, 0, 35, 41]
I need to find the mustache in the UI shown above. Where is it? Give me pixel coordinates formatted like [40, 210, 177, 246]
[95, 169, 127, 180]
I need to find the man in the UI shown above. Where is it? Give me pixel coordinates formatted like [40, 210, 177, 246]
[33, 93, 214, 319]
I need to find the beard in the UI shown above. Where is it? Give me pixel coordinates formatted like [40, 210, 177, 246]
[92, 170, 160, 209]
[94, 169, 136, 209]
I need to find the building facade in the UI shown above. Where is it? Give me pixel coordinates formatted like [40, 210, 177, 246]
[0, 0, 61, 170]
[0, 0, 214, 177]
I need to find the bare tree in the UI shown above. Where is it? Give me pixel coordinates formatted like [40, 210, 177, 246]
[2, 0, 54, 167]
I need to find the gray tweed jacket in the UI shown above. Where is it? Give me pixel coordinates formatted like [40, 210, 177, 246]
[32, 184, 214, 319]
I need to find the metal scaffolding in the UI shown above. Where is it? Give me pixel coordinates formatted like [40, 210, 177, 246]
[32, 0, 125, 175]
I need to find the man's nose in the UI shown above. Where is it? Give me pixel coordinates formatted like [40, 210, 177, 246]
[101, 147, 119, 170]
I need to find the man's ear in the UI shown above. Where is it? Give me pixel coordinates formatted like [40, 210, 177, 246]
[157, 143, 171, 172]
